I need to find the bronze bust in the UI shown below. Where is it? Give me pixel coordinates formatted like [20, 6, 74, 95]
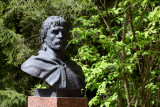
[21, 16, 85, 89]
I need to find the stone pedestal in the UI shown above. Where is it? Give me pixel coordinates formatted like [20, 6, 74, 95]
[28, 96, 88, 107]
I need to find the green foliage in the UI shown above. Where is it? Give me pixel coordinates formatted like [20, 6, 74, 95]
[0, 90, 26, 107]
[70, 0, 160, 106]
[0, 28, 29, 66]
[29, 84, 48, 96]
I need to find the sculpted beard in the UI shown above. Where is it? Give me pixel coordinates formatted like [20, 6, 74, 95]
[45, 37, 64, 51]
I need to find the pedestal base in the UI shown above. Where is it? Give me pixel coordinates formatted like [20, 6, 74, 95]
[28, 96, 88, 107]
[33, 88, 81, 97]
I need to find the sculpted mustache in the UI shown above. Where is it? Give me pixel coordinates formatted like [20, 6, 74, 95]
[52, 41, 63, 45]
[52, 39, 62, 43]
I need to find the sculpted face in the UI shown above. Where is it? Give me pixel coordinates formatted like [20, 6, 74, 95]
[45, 25, 66, 51]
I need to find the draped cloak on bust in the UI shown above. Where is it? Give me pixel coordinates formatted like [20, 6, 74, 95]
[21, 49, 85, 89]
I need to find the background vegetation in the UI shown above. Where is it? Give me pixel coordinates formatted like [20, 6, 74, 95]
[0, 0, 159, 106]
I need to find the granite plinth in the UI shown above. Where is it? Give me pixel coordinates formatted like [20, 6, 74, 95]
[28, 96, 88, 107]
[33, 88, 81, 97]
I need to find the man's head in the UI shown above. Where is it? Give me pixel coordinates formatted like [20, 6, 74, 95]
[40, 16, 68, 51]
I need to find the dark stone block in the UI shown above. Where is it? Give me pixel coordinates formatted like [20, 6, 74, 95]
[33, 88, 81, 97]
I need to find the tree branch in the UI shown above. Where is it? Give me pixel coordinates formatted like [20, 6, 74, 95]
[129, 85, 142, 105]
[121, 2, 131, 107]
[122, 71, 131, 107]
[149, 40, 159, 71]
[135, 71, 149, 107]
[135, 0, 149, 31]
[122, 2, 130, 58]
[89, 0, 113, 37]
[128, 0, 144, 79]
[156, 88, 160, 107]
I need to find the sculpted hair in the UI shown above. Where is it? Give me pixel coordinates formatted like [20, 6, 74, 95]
[40, 16, 67, 43]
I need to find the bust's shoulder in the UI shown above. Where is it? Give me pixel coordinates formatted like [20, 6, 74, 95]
[21, 50, 56, 77]
[21, 55, 40, 69]
[65, 59, 82, 72]
[66, 59, 80, 67]
[65, 59, 85, 80]
[21, 55, 42, 77]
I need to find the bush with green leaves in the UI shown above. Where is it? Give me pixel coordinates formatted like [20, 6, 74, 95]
[71, 0, 160, 106]
[0, 90, 26, 107]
